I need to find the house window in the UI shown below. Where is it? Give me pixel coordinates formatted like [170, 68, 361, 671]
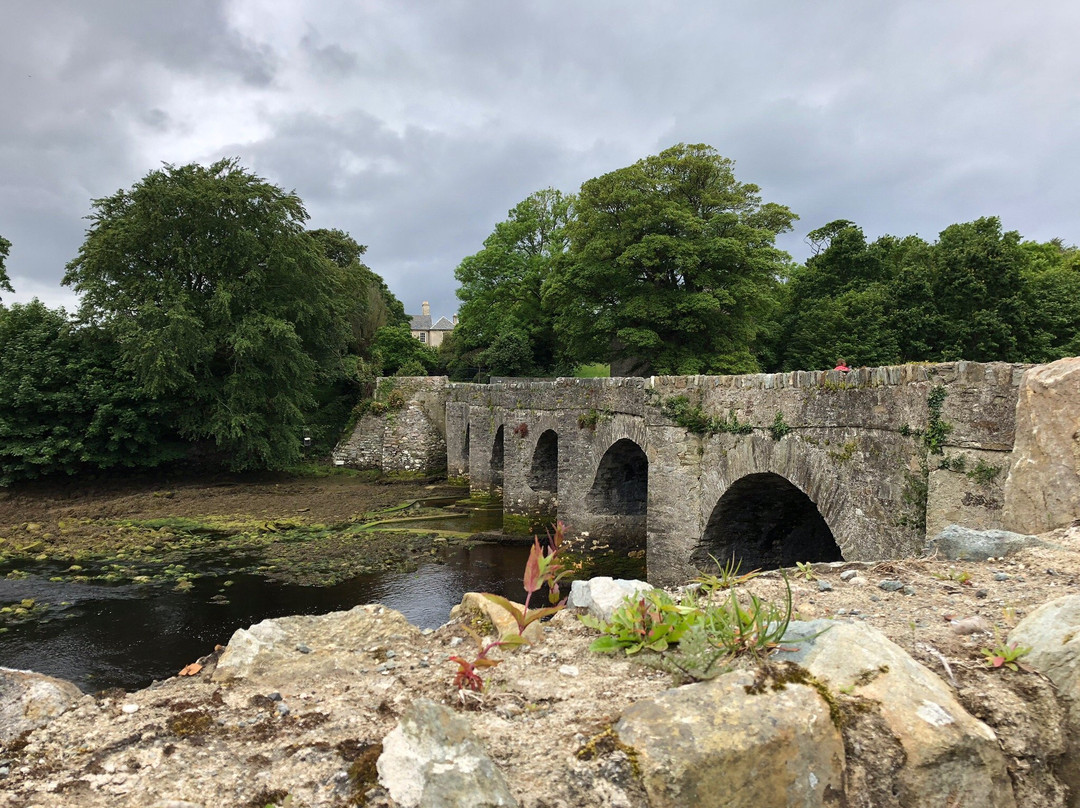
[418, 332, 427, 343]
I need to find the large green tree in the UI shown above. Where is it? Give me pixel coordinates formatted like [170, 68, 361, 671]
[0, 235, 12, 299]
[545, 144, 797, 375]
[63, 159, 350, 470]
[448, 188, 573, 379]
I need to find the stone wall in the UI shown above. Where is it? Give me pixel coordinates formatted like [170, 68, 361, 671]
[332, 376, 449, 473]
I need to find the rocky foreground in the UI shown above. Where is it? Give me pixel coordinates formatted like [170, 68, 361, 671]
[2, 528, 1080, 808]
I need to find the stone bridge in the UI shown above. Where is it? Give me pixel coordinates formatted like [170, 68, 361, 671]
[335, 361, 1072, 587]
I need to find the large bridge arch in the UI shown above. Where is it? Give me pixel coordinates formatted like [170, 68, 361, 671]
[691, 472, 842, 571]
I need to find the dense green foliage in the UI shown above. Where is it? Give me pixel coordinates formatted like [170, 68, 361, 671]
[0, 234, 12, 299]
[770, 217, 1080, 370]
[545, 144, 796, 375]
[0, 302, 182, 485]
[444, 188, 573, 379]
[371, 323, 440, 376]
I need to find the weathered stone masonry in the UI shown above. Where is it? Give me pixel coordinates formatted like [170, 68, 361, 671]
[336, 362, 1035, 587]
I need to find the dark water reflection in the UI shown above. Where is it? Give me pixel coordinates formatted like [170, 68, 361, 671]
[0, 543, 535, 693]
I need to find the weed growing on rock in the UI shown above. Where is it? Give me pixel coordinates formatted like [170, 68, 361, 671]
[981, 638, 1031, 672]
[966, 459, 1002, 485]
[923, 385, 953, 455]
[449, 626, 505, 692]
[694, 555, 759, 592]
[660, 396, 754, 437]
[768, 411, 792, 441]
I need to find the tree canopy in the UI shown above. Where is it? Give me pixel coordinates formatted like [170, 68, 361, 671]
[62, 158, 353, 470]
[446, 188, 573, 379]
[544, 144, 797, 375]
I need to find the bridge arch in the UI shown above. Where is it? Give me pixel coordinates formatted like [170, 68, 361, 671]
[692, 472, 842, 571]
[528, 429, 558, 493]
[587, 438, 648, 515]
[490, 425, 505, 491]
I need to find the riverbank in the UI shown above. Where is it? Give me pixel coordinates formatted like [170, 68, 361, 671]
[0, 472, 471, 587]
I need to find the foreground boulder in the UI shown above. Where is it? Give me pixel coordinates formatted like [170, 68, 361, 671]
[776, 620, 1016, 808]
[1010, 594, 1080, 804]
[615, 666, 844, 808]
[377, 699, 519, 808]
[212, 603, 423, 687]
[0, 667, 83, 743]
[1004, 356, 1080, 534]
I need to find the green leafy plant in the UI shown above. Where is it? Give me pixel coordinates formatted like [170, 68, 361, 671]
[794, 561, 816, 581]
[583, 574, 802, 679]
[966, 459, 1001, 485]
[577, 409, 601, 430]
[939, 454, 966, 472]
[981, 640, 1031, 672]
[933, 568, 972, 586]
[662, 396, 754, 437]
[923, 385, 953, 455]
[768, 411, 792, 441]
[581, 589, 701, 655]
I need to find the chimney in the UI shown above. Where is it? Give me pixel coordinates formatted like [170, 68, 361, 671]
[422, 301, 430, 317]
[452, 314, 458, 325]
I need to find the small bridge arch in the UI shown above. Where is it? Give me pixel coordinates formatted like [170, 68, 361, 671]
[528, 429, 559, 494]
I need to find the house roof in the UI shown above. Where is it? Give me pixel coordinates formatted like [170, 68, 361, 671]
[432, 316, 455, 330]
[409, 314, 431, 330]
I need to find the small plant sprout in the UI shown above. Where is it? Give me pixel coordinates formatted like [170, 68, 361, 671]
[483, 521, 570, 645]
[695, 554, 759, 593]
[981, 638, 1031, 672]
[794, 561, 816, 581]
[448, 625, 504, 692]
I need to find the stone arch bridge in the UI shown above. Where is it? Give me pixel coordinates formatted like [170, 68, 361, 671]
[335, 362, 1037, 587]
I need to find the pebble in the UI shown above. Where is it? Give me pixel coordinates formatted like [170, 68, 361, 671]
[268, 692, 282, 701]
[869, 595, 880, 602]
[848, 576, 869, 586]
[295, 644, 311, 654]
[840, 570, 858, 582]
[121, 703, 140, 714]
[878, 580, 904, 592]
[385, 650, 396, 658]
[376, 662, 399, 673]
[901, 585, 917, 596]
[0, 766, 9, 778]
[558, 664, 579, 677]
[994, 573, 1009, 581]
[975, 589, 988, 599]
[448, 636, 464, 648]
[276, 703, 290, 716]
[817, 580, 833, 592]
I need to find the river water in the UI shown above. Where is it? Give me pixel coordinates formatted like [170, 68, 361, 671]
[0, 541, 546, 693]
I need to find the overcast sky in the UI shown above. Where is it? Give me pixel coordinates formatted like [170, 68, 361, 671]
[3, 1, 1079, 319]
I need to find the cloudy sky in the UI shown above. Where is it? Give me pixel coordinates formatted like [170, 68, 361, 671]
[3, 1, 1079, 319]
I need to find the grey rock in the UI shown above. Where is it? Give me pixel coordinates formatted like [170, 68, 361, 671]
[377, 699, 519, 808]
[994, 572, 1010, 581]
[615, 669, 844, 808]
[1009, 594, 1080, 799]
[817, 580, 833, 592]
[927, 524, 1042, 562]
[213, 604, 423, 687]
[777, 621, 1016, 807]
[840, 569, 858, 581]
[0, 667, 83, 744]
[567, 577, 653, 621]
[1003, 357, 1080, 534]
[878, 580, 904, 592]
